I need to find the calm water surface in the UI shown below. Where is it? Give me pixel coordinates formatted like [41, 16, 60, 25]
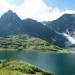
[0, 51, 75, 75]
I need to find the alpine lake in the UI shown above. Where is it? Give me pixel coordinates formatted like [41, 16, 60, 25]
[0, 51, 75, 75]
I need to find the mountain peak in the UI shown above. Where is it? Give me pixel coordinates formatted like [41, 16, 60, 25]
[0, 10, 21, 23]
[56, 14, 75, 21]
[61, 14, 75, 18]
[7, 10, 14, 14]
[23, 18, 39, 24]
[1, 10, 15, 19]
[2, 10, 15, 17]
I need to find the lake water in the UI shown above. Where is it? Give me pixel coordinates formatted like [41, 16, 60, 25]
[0, 51, 75, 75]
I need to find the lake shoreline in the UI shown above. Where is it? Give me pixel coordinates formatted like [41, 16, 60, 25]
[0, 48, 68, 53]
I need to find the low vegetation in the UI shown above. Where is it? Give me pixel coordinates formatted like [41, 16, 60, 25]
[0, 34, 66, 52]
[0, 59, 52, 75]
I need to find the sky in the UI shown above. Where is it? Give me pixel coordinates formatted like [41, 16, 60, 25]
[0, 0, 75, 21]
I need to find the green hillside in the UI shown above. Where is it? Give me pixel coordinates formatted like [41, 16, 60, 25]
[0, 34, 66, 52]
[0, 60, 52, 75]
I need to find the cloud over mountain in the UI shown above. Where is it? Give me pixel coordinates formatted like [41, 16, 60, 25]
[0, 0, 75, 21]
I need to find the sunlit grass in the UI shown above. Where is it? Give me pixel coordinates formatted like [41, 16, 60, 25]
[0, 34, 67, 52]
[0, 60, 52, 75]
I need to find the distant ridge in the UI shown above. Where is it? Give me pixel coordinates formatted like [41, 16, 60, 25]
[0, 10, 68, 47]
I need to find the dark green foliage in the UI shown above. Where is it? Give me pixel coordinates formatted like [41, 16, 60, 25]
[0, 34, 65, 52]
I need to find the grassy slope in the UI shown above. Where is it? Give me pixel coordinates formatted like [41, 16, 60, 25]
[0, 60, 52, 75]
[0, 34, 66, 52]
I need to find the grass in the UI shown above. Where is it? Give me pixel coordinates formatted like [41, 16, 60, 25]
[0, 60, 52, 75]
[0, 34, 66, 52]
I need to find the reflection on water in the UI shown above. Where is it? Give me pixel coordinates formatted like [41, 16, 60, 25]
[0, 51, 75, 75]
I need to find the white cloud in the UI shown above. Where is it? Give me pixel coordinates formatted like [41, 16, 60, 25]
[63, 33, 75, 44]
[0, 0, 75, 21]
[0, 0, 9, 14]
[64, 9, 75, 14]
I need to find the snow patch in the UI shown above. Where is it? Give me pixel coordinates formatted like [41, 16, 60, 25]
[63, 33, 75, 44]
